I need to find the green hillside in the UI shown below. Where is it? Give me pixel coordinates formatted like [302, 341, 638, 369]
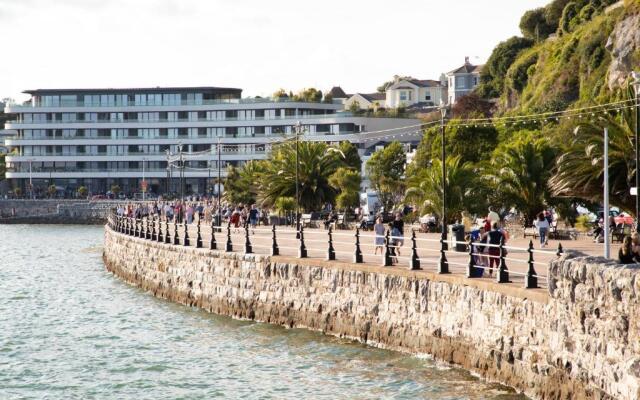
[479, 0, 640, 113]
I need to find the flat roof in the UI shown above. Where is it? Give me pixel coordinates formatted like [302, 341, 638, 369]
[23, 86, 243, 95]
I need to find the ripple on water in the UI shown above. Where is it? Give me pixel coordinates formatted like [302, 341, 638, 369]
[0, 224, 529, 400]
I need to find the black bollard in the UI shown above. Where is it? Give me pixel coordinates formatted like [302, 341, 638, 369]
[271, 224, 279, 256]
[173, 220, 180, 245]
[210, 221, 217, 250]
[145, 218, 151, 240]
[134, 218, 140, 238]
[327, 226, 335, 261]
[244, 221, 252, 254]
[410, 230, 421, 270]
[165, 219, 171, 244]
[183, 221, 190, 246]
[497, 236, 509, 283]
[225, 221, 233, 252]
[353, 227, 363, 263]
[526, 240, 538, 289]
[466, 237, 474, 278]
[438, 233, 449, 274]
[152, 217, 157, 241]
[157, 216, 164, 243]
[298, 225, 307, 258]
[556, 242, 563, 257]
[383, 229, 392, 267]
[196, 218, 203, 248]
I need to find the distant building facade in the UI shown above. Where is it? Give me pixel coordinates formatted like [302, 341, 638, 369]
[344, 93, 386, 110]
[2, 86, 420, 196]
[446, 57, 483, 104]
[385, 76, 447, 109]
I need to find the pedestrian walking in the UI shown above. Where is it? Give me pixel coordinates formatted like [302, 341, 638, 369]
[374, 217, 385, 255]
[534, 212, 550, 248]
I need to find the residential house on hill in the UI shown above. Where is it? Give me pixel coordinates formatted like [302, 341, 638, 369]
[328, 86, 350, 104]
[446, 57, 483, 104]
[385, 76, 447, 109]
[344, 92, 386, 110]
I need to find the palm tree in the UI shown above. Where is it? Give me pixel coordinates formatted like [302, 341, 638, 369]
[258, 141, 346, 212]
[404, 156, 480, 222]
[550, 109, 636, 213]
[485, 137, 557, 225]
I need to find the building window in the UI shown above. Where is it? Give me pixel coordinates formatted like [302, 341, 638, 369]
[473, 76, 478, 86]
[399, 91, 407, 101]
[425, 94, 431, 101]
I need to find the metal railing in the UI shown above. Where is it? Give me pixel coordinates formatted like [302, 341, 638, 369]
[107, 212, 562, 290]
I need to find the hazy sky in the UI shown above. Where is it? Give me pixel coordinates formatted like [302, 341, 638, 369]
[0, 0, 549, 102]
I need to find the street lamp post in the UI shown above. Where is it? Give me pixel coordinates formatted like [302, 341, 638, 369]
[28, 159, 33, 199]
[178, 142, 184, 201]
[295, 121, 301, 234]
[632, 71, 640, 232]
[217, 137, 222, 226]
[142, 157, 146, 201]
[439, 102, 449, 273]
[165, 149, 171, 195]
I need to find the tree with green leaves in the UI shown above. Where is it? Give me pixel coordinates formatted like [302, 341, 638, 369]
[224, 164, 260, 205]
[550, 108, 637, 214]
[520, 8, 555, 41]
[405, 156, 481, 222]
[337, 141, 361, 172]
[477, 36, 534, 99]
[329, 167, 361, 211]
[110, 184, 121, 197]
[484, 132, 558, 225]
[258, 141, 346, 212]
[366, 141, 406, 211]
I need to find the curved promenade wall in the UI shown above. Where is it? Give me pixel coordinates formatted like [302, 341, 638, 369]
[103, 226, 640, 400]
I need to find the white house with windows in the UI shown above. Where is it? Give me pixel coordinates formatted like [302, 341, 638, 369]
[344, 93, 386, 110]
[446, 57, 483, 104]
[384, 76, 447, 109]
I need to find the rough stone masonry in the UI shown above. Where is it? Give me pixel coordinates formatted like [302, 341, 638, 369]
[103, 226, 640, 400]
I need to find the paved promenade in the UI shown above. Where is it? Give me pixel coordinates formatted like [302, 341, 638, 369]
[132, 220, 620, 290]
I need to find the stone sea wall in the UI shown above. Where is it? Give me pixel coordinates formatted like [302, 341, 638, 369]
[103, 226, 640, 400]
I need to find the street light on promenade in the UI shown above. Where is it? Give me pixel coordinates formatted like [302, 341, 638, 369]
[165, 149, 171, 195]
[632, 71, 640, 232]
[178, 142, 184, 201]
[142, 157, 147, 201]
[294, 121, 301, 234]
[439, 101, 449, 273]
[217, 137, 222, 226]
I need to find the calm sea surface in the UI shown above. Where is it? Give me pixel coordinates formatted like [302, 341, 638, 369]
[0, 225, 528, 399]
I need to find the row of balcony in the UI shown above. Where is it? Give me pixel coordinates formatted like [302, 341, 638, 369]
[9, 98, 336, 108]
[6, 113, 359, 125]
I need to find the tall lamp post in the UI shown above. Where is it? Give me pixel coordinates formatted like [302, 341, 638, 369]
[178, 142, 184, 201]
[141, 157, 146, 201]
[165, 149, 171, 195]
[217, 137, 222, 226]
[439, 102, 449, 273]
[632, 71, 640, 232]
[294, 121, 301, 233]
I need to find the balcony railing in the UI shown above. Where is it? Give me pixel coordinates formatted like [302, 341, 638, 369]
[7, 98, 340, 108]
[6, 113, 356, 125]
[5, 132, 356, 141]
[9, 149, 267, 158]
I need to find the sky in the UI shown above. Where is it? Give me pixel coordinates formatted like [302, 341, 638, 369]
[0, 0, 550, 102]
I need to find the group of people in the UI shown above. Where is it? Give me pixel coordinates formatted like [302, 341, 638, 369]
[115, 198, 269, 233]
[619, 233, 640, 264]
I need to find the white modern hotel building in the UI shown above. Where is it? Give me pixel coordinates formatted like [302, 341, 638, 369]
[2, 86, 420, 196]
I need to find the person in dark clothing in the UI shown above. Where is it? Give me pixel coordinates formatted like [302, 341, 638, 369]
[391, 212, 404, 256]
[618, 236, 639, 264]
[482, 222, 504, 277]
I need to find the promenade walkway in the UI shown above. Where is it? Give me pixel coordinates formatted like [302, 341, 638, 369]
[110, 215, 622, 292]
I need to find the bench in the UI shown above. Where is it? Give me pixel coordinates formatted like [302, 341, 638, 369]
[523, 226, 537, 238]
[301, 213, 313, 228]
[330, 214, 346, 230]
